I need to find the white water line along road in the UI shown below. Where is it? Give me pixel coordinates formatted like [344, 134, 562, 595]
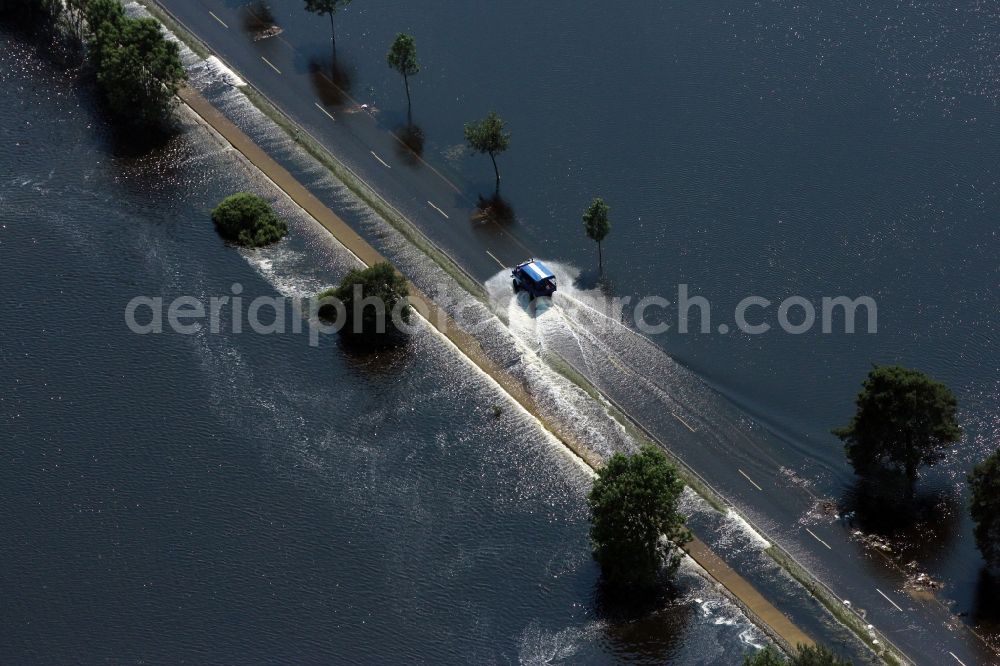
[151, 2, 994, 664]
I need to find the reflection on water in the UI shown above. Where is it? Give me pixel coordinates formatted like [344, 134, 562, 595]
[841, 473, 962, 571]
[472, 192, 517, 226]
[306, 55, 354, 109]
[393, 122, 425, 164]
[240, 1, 280, 41]
[972, 570, 1000, 653]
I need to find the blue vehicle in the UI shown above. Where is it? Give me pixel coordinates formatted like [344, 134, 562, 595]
[511, 259, 557, 299]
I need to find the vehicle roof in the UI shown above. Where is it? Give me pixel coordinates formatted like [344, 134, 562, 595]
[520, 260, 555, 282]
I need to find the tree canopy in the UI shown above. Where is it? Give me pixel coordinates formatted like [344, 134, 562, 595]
[969, 448, 1000, 567]
[211, 193, 288, 247]
[94, 16, 186, 126]
[587, 445, 689, 588]
[321, 262, 410, 343]
[386, 33, 419, 112]
[582, 197, 611, 267]
[464, 111, 510, 190]
[304, 0, 352, 50]
[833, 365, 961, 481]
[81, 0, 125, 62]
[6, 0, 185, 127]
[744, 644, 851, 666]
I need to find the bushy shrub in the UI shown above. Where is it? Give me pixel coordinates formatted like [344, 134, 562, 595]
[211, 193, 287, 247]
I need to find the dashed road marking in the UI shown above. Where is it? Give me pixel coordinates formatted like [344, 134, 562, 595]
[485, 250, 506, 269]
[805, 527, 832, 550]
[671, 412, 696, 432]
[949, 652, 968, 666]
[261, 56, 281, 74]
[370, 151, 391, 168]
[876, 588, 904, 612]
[208, 11, 228, 28]
[427, 201, 449, 219]
[314, 102, 335, 122]
[738, 469, 763, 491]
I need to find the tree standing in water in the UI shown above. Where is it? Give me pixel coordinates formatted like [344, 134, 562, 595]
[582, 197, 611, 269]
[587, 445, 689, 589]
[304, 0, 353, 56]
[833, 365, 961, 488]
[464, 111, 510, 192]
[386, 33, 419, 121]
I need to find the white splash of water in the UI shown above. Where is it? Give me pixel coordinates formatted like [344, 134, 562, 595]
[204, 56, 246, 87]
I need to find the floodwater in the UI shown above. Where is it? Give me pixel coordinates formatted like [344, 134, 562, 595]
[0, 26, 776, 664]
[257, 0, 999, 639]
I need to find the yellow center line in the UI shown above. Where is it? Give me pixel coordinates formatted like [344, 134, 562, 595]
[738, 469, 763, 491]
[314, 102, 335, 122]
[261, 56, 281, 74]
[208, 11, 228, 28]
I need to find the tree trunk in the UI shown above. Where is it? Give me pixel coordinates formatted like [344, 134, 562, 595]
[598, 240, 603, 269]
[490, 152, 500, 191]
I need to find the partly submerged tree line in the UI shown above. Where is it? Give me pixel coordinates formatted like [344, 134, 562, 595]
[1, 0, 186, 128]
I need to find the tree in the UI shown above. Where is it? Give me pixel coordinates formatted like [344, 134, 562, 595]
[464, 111, 510, 191]
[833, 365, 961, 483]
[743, 646, 786, 666]
[94, 16, 186, 126]
[587, 445, 690, 589]
[62, 0, 89, 46]
[582, 197, 611, 269]
[304, 0, 352, 56]
[386, 33, 419, 120]
[321, 262, 410, 343]
[969, 448, 1000, 568]
[212, 193, 288, 247]
[81, 0, 125, 69]
[744, 644, 850, 666]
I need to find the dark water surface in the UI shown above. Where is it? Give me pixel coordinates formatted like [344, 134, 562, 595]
[0, 29, 767, 664]
[259, 0, 999, 632]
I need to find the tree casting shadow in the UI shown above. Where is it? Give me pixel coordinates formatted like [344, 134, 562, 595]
[592, 576, 687, 662]
[471, 193, 516, 226]
[336, 333, 411, 377]
[305, 55, 354, 109]
[971, 568, 1000, 647]
[840, 470, 962, 564]
[393, 123, 424, 166]
[240, 2, 279, 40]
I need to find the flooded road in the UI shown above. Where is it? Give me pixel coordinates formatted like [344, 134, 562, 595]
[0, 26, 776, 664]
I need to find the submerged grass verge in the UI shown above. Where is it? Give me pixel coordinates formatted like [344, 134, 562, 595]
[133, 0, 209, 59]
[541, 350, 728, 514]
[239, 87, 487, 303]
[765, 546, 905, 666]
